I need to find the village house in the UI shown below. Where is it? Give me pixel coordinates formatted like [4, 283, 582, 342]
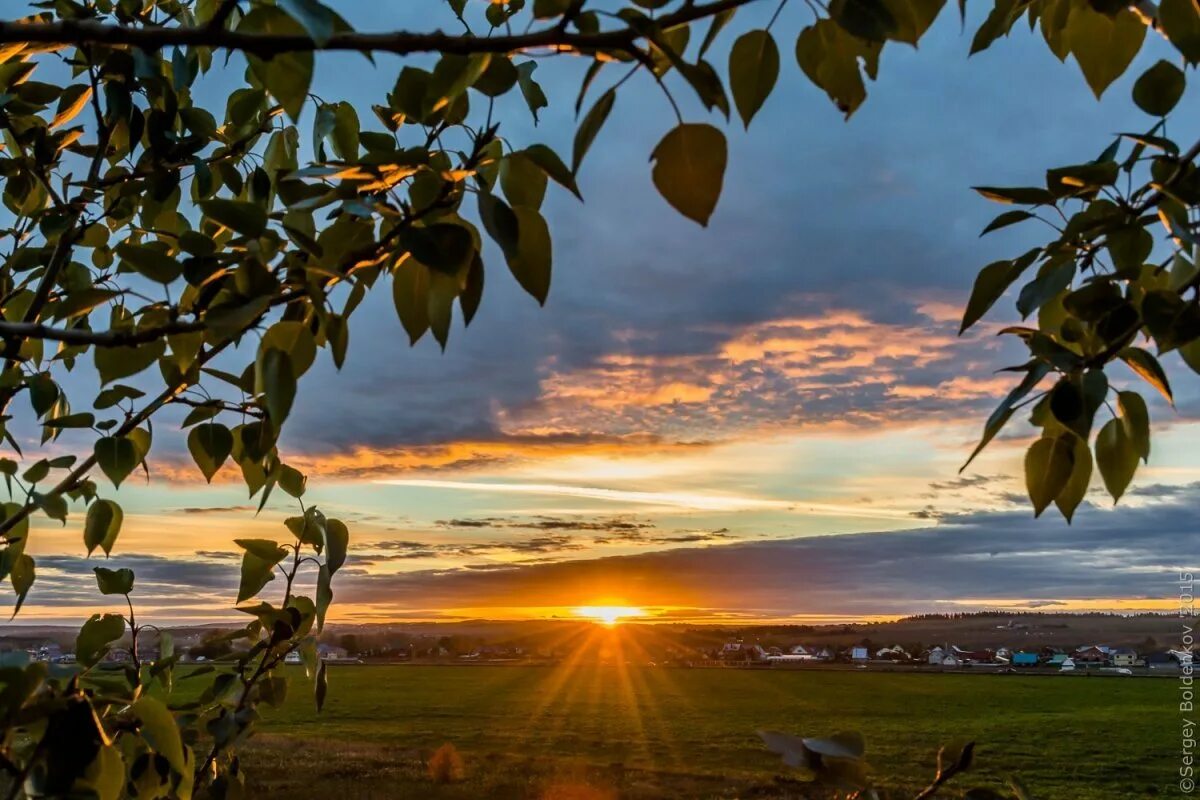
[951, 646, 996, 665]
[317, 643, 350, 662]
[1011, 652, 1039, 667]
[1072, 646, 1110, 665]
[874, 645, 909, 661]
[1109, 649, 1140, 667]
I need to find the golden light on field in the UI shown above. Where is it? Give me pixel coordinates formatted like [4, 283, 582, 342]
[573, 605, 645, 626]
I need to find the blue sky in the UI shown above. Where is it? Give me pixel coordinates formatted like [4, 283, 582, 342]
[8, 1, 1200, 623]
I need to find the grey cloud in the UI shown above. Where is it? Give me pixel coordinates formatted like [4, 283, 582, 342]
[328, 491, 1200, 616]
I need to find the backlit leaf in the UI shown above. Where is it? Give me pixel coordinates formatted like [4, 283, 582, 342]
[1095, 416, 1138, 501]
[1024, 435, 1075, 516]
[1066, 6, 1145, 98]
[650, 124, 727, 227]
[730, 30, 780, 128]
[84, 500, 123, 557]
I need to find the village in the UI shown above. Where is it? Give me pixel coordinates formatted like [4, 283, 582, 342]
[707, 639, 1194, 674]
[5, 615, 1195, 678]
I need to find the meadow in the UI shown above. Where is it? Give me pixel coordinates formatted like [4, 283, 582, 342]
[202, 664, 1180, 799]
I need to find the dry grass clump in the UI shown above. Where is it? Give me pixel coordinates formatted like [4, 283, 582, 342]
[427, 742, 465, 784]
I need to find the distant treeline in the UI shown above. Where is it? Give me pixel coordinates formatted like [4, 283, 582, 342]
[898, 611, 1175, 621]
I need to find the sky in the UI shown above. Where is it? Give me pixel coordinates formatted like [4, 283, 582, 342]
[7, 1, 1200, 625]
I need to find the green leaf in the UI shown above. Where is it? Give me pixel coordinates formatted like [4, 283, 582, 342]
[1024, 435, 1075, 517]
[1095, 416, 1138, 502]
[426, 53, 491, 114]
[84, 500, 123, 557]
[515, 61, 549, 123]
[242, 7, 314, 119]
[795, 20, 881, 118]
[324, 518, 349, 575]
[9, 553, 33, 617]
[400, 224, 475, 274]
[279, 0, 337, 46]
[315, 659, 328, 711]
[507, 206, 553, 305]
[316, 563, 333, 633]
[94, 436, 139, 488]
[131, 696, 186, 774]
[76, 613, 125, 667]
[479, 191, 521, 258]
[700, 8, 736, 56]
[474, 56, 519, 97]
[259, 348, 296, 427]
[1119, 347, 1173, 404]
[393, 258, 431, 345]
[84, 745, 125, 800]
[1132, 59, 1186, 116]
[970, 0, 1023, 55]
[199, 198, 267, 238]
[972, 186, 1056, 205]
[188, 423, 233, 483]
[501, 153, 548, 209]
[884, 0, 947, 44]
[1161, 0, 1200, 64]
[115, 243, 181, 284]
[1054, 434, 1093, 523]
[94, 566, 134, 595]
[460, 254, 484, 326]
[331, 101, 360, 160]
[236, 541, 287, 603]
[980, 210, 1034, 235]
[236, 538, 289, 562]
[279, 464, 307, 498]
[522, 144, 582, 200]
[573, 88, 615, 173]
[730, 30, 780, 128]
[95, 385, 145, 410]
[650, 124, 727, 227]
[43, 413, 94, 429]
[960, 255, 1037, 333]
[830, 0, 898, 41]
[259, 320, 318, 377]
[1066, 6, 1146, 98]
[1117, 390, 1150, 462]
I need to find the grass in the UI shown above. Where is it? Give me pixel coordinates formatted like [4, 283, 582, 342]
[198, 664, 1178, 798]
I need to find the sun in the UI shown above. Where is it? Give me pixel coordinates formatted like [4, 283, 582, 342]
[573, 605, 645, 626]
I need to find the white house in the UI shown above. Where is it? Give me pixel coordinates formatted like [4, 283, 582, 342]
[927, 646, 946, 665]
[849, 646, 869, 661]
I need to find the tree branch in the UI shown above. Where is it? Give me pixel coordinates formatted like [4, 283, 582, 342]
[0, 319, 206, 348]
[0, 0, 757, 57]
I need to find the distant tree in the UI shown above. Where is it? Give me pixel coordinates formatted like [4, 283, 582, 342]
[0, 0, 1196, 796]
[338, 632, 360, 655]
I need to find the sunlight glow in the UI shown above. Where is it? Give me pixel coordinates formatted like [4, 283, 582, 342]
[573, 605, 645, 626]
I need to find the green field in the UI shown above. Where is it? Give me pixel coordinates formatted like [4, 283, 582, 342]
[214, 664, 1177, 798]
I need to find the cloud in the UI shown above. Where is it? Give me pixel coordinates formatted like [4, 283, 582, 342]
[377, 478, 916, 519]
[327, 489, 1200, 617]
[494, 307, 1013, 443]
[12, 487, 1200, 623]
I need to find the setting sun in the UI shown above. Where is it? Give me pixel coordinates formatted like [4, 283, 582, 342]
[573, 606, 645, 626]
